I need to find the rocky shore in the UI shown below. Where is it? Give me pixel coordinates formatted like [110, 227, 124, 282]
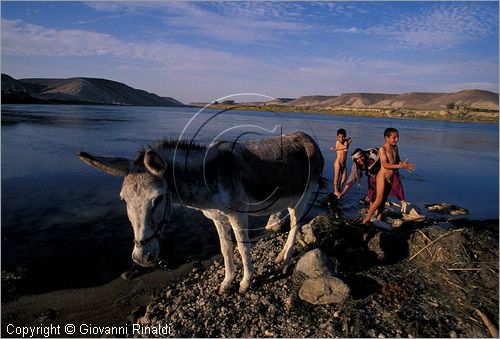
[131, 212, 499, 338]
[2, 206, 498, 338]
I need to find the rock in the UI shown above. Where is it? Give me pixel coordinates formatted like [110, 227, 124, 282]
[129, 305, 147, 323]
[298, 277, 350, 305]
[138, 315, 151, 325]
[425, 203, 468, 216]
[294, 248, 338, 279]
[367, 232, 386, 260]
[403, 208, 425, 222]
[265, 211, 289, 232]
[37, 308, 58, 323]
[297, 215, 332, 246]
[264, 330, 275, 337]
[300, 223, 317, 245]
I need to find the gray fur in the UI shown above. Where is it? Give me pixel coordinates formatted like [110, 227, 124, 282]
[79, 131, 324, 293]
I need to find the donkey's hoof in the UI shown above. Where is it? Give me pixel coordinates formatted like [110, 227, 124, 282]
[238, 285, 250, 294]
[275, 251, 285, 264]
[218, 283, 231, 295]
[238, 278, 252, 294]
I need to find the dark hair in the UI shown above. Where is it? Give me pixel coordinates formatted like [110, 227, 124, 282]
[351, 148, 363, 160]
[384, 127, 398, 138]
[337, 128, 346, 136]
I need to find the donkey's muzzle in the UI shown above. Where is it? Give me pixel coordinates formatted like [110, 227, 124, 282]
[132, 242, 159, 267]
[132, 251, 156, 267]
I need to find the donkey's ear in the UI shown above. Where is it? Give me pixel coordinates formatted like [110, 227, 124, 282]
[78, 152, 131, 177]
[144, 149, 167, 176]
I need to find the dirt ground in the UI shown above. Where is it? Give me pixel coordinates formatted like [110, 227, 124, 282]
[2, 213, 498, 338]
[127, 214, 499, 338]
[314, 216, 499, 337]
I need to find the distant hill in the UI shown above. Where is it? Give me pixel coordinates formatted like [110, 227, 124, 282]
[283, 91, 498, 111]
[1, 74, 185, 107]
[1, 74, 47, 104]
[420, 90, 499, 111]
[264, 98, 295, 106]
[286, 95, 337, 106]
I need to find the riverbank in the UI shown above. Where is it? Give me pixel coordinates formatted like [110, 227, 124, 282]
[190, 103, 499, 123]
[1, 259, 218, 338]
[129, 214, 498, 338]
[2, 210, 498, 338]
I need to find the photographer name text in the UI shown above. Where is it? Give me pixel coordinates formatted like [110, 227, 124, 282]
[6, 323, 172, 337]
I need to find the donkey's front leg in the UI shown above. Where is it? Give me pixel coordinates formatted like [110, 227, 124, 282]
[228, 214, 253, 293]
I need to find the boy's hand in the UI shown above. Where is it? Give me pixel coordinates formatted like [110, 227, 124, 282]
[401, 159, 416, 172]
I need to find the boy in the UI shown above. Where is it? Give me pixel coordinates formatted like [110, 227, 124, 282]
[362, 128, 415, 224]
[337, 147, 410, 214]
[330, 128, 352, 196]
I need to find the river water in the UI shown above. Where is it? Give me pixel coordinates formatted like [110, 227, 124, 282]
[2, 104, 498, 295]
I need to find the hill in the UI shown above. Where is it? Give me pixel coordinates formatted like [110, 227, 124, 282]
[421, 90, 499, 111]
[1, 74, 47, 104]
[1, 74, 185, 107]
[287, 95, 337, 106]
[282, 91, 498, 111]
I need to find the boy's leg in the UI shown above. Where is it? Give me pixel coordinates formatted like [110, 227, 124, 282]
[376, 182, 392, 220]
[333, 159, 340, 194]
[391, 171, 408, 213]
[340, 163, 347, 188]
[363, 171, 387, 223]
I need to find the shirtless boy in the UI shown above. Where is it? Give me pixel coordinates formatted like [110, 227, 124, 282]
[362, 128, 415, 224]
[330, 128, 352, 196]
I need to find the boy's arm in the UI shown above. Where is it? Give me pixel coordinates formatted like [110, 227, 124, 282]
[331, 141, 347, 151]
[338, 163, 358, 198]
[380, 146, 415, 171]
[337, 141, 348, 151]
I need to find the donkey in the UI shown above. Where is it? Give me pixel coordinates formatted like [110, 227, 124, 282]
[79, 131, 324, 294]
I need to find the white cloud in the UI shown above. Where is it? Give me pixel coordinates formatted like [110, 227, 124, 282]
[387, 3, 498, 49]
[2, 12, 497, 102]
[85, 2, 311, 44]
[323, 3, 498, 50]
[1, 18, 248, 71]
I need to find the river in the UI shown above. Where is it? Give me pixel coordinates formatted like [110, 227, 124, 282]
[2, 104, 498, 295]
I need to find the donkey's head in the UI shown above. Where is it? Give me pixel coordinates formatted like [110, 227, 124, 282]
[79, 150, 172, 267]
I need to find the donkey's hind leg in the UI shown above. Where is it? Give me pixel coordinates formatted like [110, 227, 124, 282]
[228, 214, 254, 293]
[275, 192, 311, 269]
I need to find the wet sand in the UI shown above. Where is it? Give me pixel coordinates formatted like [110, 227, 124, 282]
[1, 258, 217, 338]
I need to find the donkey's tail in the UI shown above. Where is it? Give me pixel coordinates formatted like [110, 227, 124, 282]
[318, 176, 328, 189]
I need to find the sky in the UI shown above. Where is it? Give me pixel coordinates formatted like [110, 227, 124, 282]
[1, 1, 499, 103]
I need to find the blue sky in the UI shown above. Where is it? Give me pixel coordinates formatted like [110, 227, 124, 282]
[2, 1, 498, 103]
